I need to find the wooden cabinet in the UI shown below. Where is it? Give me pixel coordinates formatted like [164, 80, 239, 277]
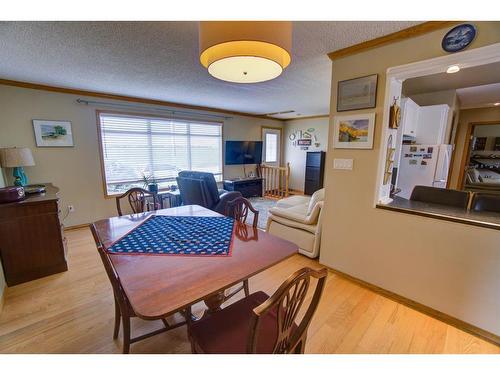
[223, 178, 263, 198]
[304, 151, 325, 196]
[0, 184, 68, 286]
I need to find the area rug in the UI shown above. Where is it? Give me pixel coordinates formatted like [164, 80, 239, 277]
[247, 197, 278, 230]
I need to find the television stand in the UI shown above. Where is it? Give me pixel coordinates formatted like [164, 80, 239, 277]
[223, 177, 263, 198]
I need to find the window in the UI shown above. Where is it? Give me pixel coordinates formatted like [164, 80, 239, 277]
[265, 133, 278, 163]
[98, 112, 223, 195]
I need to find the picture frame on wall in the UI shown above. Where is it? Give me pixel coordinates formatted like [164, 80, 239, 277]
[333, 113, 376, 149]
[337, 74, 378, 112]
[33, 119, 74, 147]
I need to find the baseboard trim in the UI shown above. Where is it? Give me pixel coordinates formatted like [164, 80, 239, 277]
[327, 267, 500, 347]
[64, 223, 90, 231]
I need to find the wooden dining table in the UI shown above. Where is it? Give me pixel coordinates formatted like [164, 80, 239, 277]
[92, 205, 298, 320]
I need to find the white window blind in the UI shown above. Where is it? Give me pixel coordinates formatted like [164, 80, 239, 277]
[265, 133, 278, 162]
[98, 113, 223, 195]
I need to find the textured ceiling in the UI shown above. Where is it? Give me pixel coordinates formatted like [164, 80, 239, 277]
[0, 21, 421, 119]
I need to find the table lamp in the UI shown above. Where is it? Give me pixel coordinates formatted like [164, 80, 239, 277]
[0, 147, 35, 186]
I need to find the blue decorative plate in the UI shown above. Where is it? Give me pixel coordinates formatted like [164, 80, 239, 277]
[442, 24, 476, 53]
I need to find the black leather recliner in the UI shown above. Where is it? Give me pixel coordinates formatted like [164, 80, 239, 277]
[176, 171, 242, 215]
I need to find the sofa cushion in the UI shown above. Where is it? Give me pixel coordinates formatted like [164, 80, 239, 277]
[307, 188, 325, 215]
[276, 195, 311, 209]
[269, 201, 321, 226]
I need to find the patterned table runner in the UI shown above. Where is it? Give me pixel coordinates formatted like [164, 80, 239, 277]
[107, 215, 235, 256]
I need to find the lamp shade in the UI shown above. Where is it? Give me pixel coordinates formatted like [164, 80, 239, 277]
[199, 21, 292, 83]
[0, 147, 35, 168]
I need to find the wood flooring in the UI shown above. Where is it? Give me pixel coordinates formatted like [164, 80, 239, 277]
[0, 228, 498, 354]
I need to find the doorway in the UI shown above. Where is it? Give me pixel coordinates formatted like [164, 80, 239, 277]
[262, 127, 282, 167]
[458, 121, 500, 192]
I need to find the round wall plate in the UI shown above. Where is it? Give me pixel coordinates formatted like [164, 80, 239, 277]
[442, 24, 477, 53]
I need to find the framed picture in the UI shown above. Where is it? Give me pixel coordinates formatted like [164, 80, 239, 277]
[337, 74, 378, 112]
[33, 120, 74, 147]
[333, 113, 376, 149]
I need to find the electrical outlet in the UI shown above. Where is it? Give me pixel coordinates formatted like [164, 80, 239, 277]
[68, 205, 75, 213]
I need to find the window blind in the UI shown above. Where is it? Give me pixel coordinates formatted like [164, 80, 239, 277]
[98, 113, 223, 195]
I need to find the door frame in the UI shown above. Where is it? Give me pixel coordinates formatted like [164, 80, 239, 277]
[456, 120, 500, 189]
[261, 126, 283, 166]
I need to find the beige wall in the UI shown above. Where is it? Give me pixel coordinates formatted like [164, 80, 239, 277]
[320, 22, 500, 335]
[283, 117, 329, 191]
[0, 85, 282, 226]
[0, 169, 4, 307]
[449, 106, 500, 189]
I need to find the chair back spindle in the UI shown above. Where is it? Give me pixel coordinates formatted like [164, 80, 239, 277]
[225, 197, 259, 228]
[116, 187, 158, 216]
[247, 267, 327, 354]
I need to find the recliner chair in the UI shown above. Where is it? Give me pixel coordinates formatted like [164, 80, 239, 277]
[176, 171, 242, 215]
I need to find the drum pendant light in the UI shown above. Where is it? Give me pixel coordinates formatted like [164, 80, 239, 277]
[199, 21, 292, 84]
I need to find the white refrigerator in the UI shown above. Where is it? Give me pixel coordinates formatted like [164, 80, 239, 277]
[396, 144, 453, 199]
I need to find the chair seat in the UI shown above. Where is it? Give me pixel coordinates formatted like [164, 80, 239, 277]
[190, 291, 292, 354]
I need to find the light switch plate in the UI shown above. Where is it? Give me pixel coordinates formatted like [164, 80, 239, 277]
[333, 158, 353, 170]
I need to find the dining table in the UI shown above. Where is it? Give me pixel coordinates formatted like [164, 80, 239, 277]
[92, 204, 299, 320]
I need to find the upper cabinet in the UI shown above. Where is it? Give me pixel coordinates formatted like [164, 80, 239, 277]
[416, 104, 450, 144]
[401, 98, 450, 144]
[401, 98, 420, 137]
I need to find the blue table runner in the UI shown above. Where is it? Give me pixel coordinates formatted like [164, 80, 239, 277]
[107, 215, 235, 256]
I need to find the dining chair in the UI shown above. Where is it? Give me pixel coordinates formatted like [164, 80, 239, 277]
[90, 223, 189, 354]
[225, 196, 259, 228]
[115, 187, 158, 216]
[223, 197, 260, 302]
[187, 267, 328, 354]
[409, 185, 469, 209]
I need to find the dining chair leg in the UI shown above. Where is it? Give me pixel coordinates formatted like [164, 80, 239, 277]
[293, 337, 306, 354]
[243, 279, 250, 297]
[113, 297, 121, 340]
[122, 316, 131, 354]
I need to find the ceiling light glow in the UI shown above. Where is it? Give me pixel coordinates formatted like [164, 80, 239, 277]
[199, 22, 292, 84]
[446, 65, 460, 74]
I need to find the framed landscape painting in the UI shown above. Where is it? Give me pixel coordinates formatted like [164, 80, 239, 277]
[33, 120, 74, 147]
[337, 74, 378, 112]
[333, 113, 375, 149]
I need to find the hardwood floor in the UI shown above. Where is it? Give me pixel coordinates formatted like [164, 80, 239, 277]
[0, 227, 498, 354]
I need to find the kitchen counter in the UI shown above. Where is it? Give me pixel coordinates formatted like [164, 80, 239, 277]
[377, 196, 500, 230]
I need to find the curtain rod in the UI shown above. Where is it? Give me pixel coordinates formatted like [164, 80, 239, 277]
[75, 98, 233, 120]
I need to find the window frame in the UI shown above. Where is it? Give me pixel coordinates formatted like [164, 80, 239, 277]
[96, 110, 224, 198]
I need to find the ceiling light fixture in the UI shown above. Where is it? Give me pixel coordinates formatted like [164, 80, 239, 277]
[494, 102, 500, 106]
[446, 65, 460, 74]
[199, 21, 292, 84]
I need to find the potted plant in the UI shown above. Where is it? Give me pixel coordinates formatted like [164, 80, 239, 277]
[142, 173, 159, 193]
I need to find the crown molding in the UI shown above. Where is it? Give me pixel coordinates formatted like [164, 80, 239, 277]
[0, 78, 282, 121]
[328, 21, 460, 61]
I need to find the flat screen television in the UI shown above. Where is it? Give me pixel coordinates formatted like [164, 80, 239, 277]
[225, 141, 263, 165]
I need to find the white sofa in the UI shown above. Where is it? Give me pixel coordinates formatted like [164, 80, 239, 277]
[266, 188, 325, 258]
